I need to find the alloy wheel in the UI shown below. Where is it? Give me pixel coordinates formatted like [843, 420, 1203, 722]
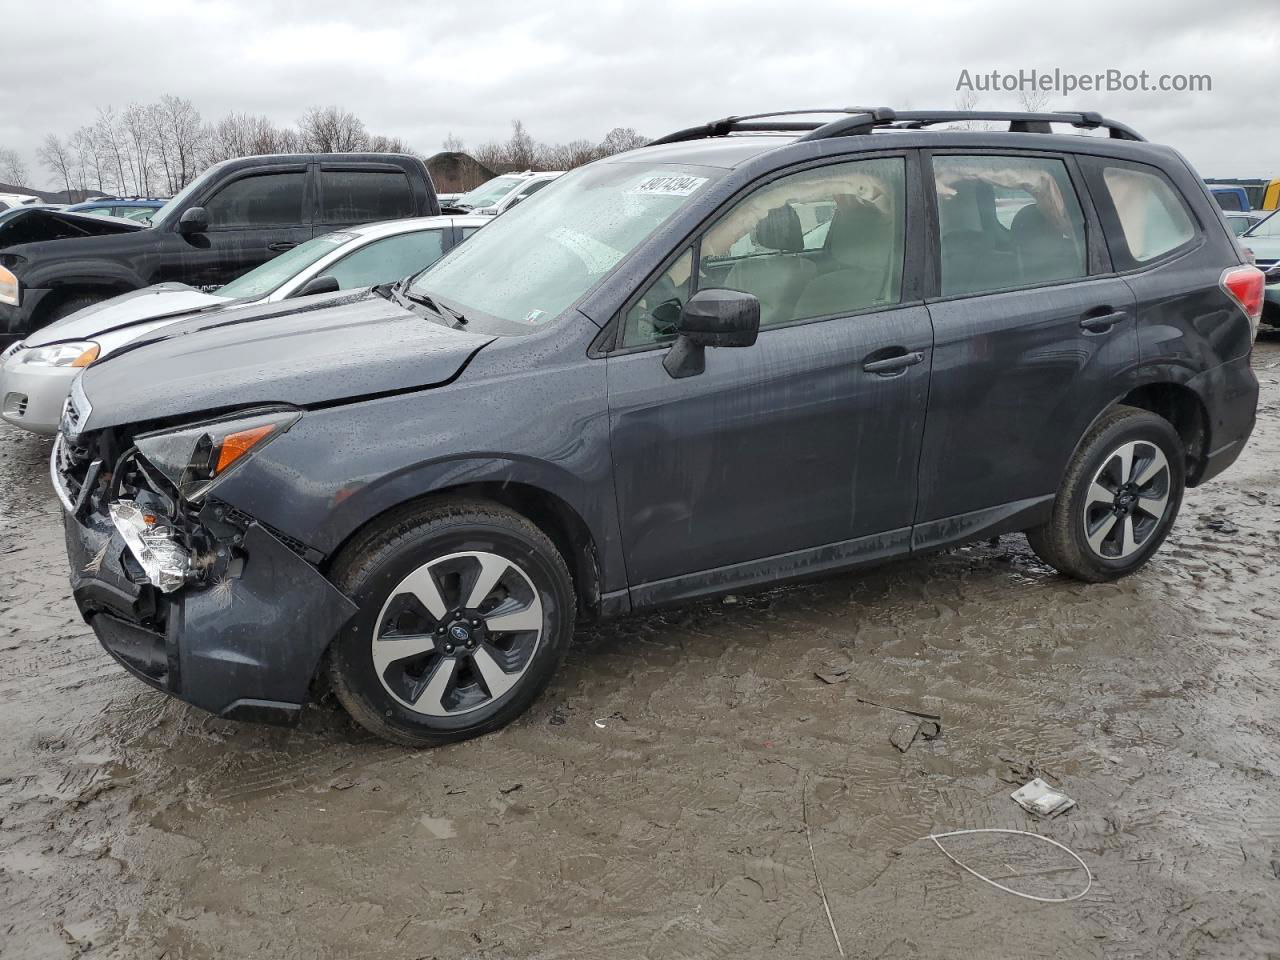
[371, 551, 544, 716]
[1081, 440, 1172, 560]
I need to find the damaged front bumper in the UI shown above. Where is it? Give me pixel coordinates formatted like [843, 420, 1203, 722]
[57, 430, 357, 725]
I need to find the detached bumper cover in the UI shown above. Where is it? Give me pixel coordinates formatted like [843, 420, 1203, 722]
[66, 514, 357, 724]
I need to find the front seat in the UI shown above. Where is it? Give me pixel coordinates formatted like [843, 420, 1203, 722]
[723, 203, 816, 327]
[793, 198, 896, 318]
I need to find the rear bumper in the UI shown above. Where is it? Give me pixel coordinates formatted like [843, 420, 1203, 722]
[0, 353, 75, 434]
[64, 508, 357, 725]
[1189, 353, 1258, 486]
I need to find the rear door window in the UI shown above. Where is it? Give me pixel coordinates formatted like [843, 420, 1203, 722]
[1099, 163, 1197, 266]
[319, 169, 416, 223]
[933, 155, 1088, 296]
[205, 171, 306, 228]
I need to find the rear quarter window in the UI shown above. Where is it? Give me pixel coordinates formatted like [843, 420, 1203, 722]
[1097, 162, 1197, 268]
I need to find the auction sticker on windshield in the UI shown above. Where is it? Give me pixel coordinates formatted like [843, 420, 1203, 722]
[629, 173, 709, 198]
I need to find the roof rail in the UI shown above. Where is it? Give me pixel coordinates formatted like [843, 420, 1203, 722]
[647, 108, 1144, 146]
[646, 108, 895, 146]
[887, 111, 1144, 141]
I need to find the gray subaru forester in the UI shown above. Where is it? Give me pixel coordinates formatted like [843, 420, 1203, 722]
[54, 108, 1262, 746]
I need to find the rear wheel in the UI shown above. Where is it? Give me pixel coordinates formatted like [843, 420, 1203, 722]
[327, 499, 575, 747]
[1028, 406, 1184, 582]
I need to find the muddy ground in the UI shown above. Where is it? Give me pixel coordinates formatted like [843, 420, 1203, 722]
[2, 340, 1279, 960]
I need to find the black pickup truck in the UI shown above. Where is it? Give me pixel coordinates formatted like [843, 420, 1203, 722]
[0, 153, 440, 347]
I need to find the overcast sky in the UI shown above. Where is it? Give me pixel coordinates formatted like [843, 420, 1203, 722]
[2, 0, 1277, 189]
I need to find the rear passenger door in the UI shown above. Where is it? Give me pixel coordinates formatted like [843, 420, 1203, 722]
[313, 165, 419, 234]
[914, 151, 1138, 544]
[607, 154, 934, 590]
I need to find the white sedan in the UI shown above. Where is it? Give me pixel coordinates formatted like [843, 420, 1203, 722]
[0, 215, 487, 434]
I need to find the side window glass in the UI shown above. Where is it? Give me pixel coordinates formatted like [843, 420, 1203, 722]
[622, 247, 693, 347]
[702, 157, 906, 328]
[934, 155, 1087, 296]
[320, 170, 415, 223]
[205, 172, 306, 228]
[1102, 164, 1196, 265]
[324, 231, 447, 290]
[461, 226, 482, 239]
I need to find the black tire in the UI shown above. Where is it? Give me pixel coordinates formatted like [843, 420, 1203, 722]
[1027, 405, 1185, 583]
[326, 498, 575, 747]
[43, 293, 107, 326]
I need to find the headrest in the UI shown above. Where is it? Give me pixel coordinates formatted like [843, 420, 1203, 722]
[1011, 203, 1055, 240]
[826, 197, 893, 266]
[751, 203, 804, 253]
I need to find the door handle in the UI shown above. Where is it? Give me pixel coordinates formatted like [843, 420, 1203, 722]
[862, 350, 925, 375]
[1079, 310, 1126, 333]
[267, 241, 298, 252]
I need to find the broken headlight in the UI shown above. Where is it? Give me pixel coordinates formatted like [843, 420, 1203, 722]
[133, 406, 301, 504]
[109, 500, 191, 593]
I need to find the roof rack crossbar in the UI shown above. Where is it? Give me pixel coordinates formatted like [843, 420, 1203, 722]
[646, 107, 890, 146]
[647, 108, 1144, 147]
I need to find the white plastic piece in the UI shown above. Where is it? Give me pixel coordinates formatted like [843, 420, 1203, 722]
[924, 828, 1093, 903]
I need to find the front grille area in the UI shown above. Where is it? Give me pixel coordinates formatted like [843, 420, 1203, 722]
[52, 432, 94, 508]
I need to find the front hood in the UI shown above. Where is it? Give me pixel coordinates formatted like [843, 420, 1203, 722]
[78, 290, 495, 431]
[0, 207, 144, 248]
[25, 284, 227, 346]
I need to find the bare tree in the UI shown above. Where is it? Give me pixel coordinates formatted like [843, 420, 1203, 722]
[150, 95, 205, 193]
[0, 147, 29, 187]
[95, 107, 132, 196]
[1016, 88, 1053, 114]
[299, 106, 368, 152]
[37, 135, 73, 197]
[121, 103, 154, 195]
[598, 127, 648, 156]
[442, 132, 465, 153]
[365, 134, 413, 154]
[506, 119, 537, 170]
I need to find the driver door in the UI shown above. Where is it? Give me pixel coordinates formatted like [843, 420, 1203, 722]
[605, 154, 934, 599]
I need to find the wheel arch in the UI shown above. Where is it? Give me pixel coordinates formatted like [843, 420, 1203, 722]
[30, 270, 142, 327]
[1115, 379, 1209, 485]
[323, 478, 606, 621]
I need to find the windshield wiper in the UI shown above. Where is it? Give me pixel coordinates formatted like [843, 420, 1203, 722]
[398, 287, 468, 328]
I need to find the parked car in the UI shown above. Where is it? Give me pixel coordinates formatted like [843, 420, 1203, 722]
[1, 215, 487, 434]
[441, 170, 562, 216]
[54, 108, 1260, 746]
[0, 192, 41, 210]
[1240, 212, 1280, 329]
[1224, 211, 1267, 236]
[0, 152, 441, 349]
[1206, 177, 1280, 211]
[63, 197, 169, 223]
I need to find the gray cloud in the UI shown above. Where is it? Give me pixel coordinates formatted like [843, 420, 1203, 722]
[1, 0, 1277, 189]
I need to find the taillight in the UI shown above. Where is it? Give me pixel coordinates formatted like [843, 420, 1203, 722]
[1220, 265, 1265, 340]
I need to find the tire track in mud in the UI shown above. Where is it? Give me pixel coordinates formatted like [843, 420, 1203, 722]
[1, 342, 1279, 959]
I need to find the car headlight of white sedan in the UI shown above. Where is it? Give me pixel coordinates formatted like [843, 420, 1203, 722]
[19, 342, 100, 368]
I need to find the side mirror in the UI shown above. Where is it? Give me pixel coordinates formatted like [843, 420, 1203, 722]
[293, 275, 340, 298]
[663, 288, 760, 379]
[177, 207, 209, 235]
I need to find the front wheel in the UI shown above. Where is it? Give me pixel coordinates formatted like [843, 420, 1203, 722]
[1028, 405, 1185, 582]
[327, 500, 575, 747]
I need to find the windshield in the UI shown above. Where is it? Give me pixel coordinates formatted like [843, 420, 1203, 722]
[1243, 212, 1280, 239]
[411, 162, 720, 334]
[218, 232, 357, 300]
[451, 176, 523, 210]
